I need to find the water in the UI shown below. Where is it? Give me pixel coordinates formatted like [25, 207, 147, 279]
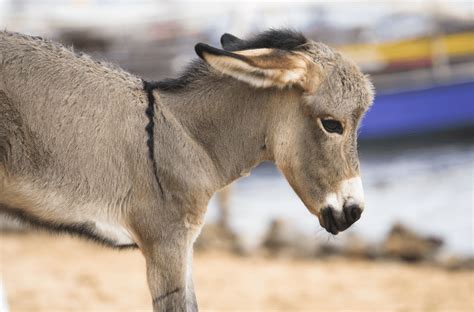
[206, 142, 474, 255]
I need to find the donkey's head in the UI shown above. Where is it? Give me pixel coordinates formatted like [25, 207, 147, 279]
[195, 30, 374, 234]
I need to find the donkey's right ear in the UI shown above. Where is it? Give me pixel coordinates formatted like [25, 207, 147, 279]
[220, 33, 244, 50]
[194, 43, 319, 92]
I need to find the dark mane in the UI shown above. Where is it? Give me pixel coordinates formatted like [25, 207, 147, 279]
[156, 29, 308, 92]
[156, 60, 208, 92]
[222, 28, 307, 52]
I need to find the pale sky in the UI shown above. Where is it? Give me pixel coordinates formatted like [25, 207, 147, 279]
[0, 0, 471, 33]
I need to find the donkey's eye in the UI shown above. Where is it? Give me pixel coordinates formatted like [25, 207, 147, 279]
[321, 119, 343, 134]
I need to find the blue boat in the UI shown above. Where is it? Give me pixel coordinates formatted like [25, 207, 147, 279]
[359, 80, 474, 140]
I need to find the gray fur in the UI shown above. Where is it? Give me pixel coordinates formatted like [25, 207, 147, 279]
[0, 30, 373, 311]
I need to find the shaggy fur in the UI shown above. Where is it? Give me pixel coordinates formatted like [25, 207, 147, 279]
[0, 29, 373, 311]
[221, 28, 308, 51]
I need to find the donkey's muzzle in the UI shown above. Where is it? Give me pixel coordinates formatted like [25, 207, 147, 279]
[320, 205, 362, 235]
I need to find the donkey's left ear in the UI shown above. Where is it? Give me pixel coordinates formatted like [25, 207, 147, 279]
[194, 43, 320, 92]
[220, 33, 244, 50]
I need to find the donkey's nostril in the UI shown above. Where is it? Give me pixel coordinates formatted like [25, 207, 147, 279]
[352, 206, 362, 220]
[351, 206, 363, 221]
[321, 207, 339, 235]
[344, 204, 362, 225]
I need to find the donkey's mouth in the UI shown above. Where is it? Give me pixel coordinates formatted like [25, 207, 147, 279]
[319, 205, 362, 235]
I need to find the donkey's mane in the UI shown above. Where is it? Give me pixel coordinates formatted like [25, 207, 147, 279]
[156, 29, 308, 92]
[156, 60, 209, 92]
[222, 28, 307, 51]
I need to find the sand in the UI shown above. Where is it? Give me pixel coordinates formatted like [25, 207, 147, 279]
[1, 232, 473, 312]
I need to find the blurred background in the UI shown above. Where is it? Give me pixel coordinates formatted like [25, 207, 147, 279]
[0, 0, 473, 311]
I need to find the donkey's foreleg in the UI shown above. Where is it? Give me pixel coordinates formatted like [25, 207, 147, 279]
[141, 225, 199, 312]
[185, 248, 198, 311]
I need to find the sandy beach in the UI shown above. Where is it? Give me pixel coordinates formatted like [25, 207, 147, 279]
[1, 232, 473, 312]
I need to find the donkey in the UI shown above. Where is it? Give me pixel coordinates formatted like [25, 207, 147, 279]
[0, 29, 374, 311]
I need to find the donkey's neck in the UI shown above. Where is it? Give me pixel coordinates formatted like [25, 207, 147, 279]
[158, 76, 293, 191]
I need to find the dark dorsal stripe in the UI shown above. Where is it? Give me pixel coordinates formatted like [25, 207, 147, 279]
[143, 80, 164, 195]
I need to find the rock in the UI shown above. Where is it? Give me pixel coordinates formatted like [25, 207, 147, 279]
[314, 242, 342, 258]
[194, 223, 242, 254]
[381, 223, 443, 262]
[262, 219, 292, 252]
[438, 255, 474, 271]
[340, 233, 378, 259]
[262, 218, 318, 258]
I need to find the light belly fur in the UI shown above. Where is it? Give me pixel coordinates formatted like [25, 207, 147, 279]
[0, 175, 135, 246]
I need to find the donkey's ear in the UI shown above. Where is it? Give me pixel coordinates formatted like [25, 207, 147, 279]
[194, 43, 319, 92]
[220, 33, 245, 50]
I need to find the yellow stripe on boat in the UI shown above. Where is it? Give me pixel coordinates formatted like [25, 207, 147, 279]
[339, 32, 474, 66]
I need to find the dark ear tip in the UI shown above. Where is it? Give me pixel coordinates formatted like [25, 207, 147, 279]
[194, 43, 208, 59]
[220, 33, 233, 45]
[195, 43, 230, 59]
[220, 33, 243, 50]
